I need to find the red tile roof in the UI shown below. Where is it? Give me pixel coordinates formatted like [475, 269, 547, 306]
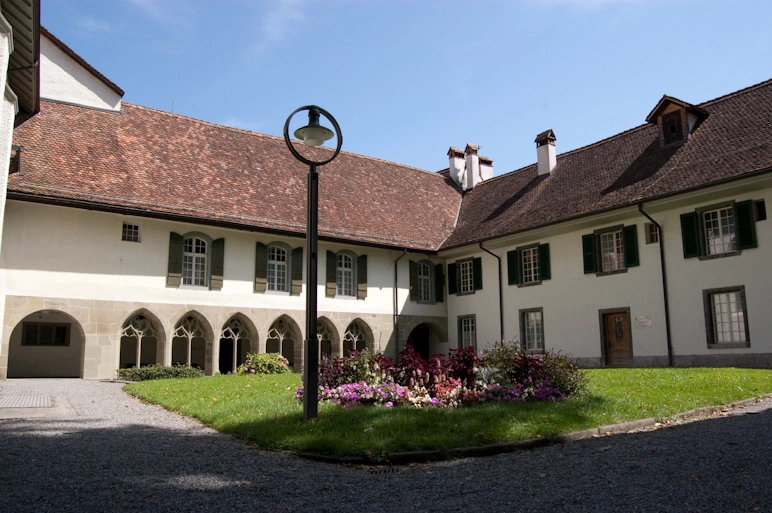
[10, 101, 461, 251]
[441, 78, 772, 250]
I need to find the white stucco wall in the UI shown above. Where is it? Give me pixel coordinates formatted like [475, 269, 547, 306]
[40, 35, 121, 111]
[0, 201, 446, 320]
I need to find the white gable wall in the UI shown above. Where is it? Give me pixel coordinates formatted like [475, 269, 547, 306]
[40, 36, 121, 111]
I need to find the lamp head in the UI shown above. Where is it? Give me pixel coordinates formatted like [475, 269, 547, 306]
[294, 108, 334, 147]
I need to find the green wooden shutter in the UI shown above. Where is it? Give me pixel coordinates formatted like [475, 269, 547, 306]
[357, 254, 368, 300]
[434, 263, 444, 303]
[210, 238, 225, 290]
[326, 251, 336, 297]
[735, 200, 758, 250]
[408, 260, 418, 301]
[582, 234, 597, 274]
[448, 263, 458, 295]
[254, 242, 267, 293]
[622, 225, 639, 268]
[680, 212, 700, 258]
[473, 257, 483, 291]
[291, 247, 303, 296]
[538, 243, 551, 280]
[506, 250, 519, 285]
[167, 232, 183, 287]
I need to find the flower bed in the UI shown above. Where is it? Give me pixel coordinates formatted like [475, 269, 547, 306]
[296, 341, 586, 408]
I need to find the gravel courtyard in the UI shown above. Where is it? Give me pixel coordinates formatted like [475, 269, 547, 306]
[0, 378, 770, 513]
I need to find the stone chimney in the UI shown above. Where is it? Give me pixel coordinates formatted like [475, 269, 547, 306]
[535, 129, 556, 176]
[447, 144, 493, 190]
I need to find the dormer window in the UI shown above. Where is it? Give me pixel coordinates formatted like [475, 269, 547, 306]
[662, 111, 684, 145]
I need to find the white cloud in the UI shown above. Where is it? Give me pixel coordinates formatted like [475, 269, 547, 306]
[78, 16, 110, 32]
[249, 0, 306, 57]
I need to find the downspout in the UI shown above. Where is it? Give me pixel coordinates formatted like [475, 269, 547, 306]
[479, 242, 504, 342]
[393, 249, 407, 363]
[638, 203, 674, 367]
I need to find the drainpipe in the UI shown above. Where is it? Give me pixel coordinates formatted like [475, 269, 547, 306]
[479, 242, 504, 342]
[393, 249, 407, 363]
[638, 203, 674, 367]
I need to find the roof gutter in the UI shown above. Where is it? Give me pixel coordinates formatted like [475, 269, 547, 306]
[638, 202, 674, 367]
[479, 242, 504, 342]
[393, 249, 407, 363]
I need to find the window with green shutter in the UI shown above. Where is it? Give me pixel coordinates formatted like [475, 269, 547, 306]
[210, 238, 225, 290]
[507, 243, 551, 286]
[583, 224, 639, 276]
[681, 200, 760, 259]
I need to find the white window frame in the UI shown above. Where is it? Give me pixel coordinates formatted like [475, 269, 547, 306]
[267, 245, 289, 292]
[702, 206, 737, 256]
[521, 246, 540, 284]
[183, 236, 208, 287]
[520, 308, 544, 354]
[417, 261, 433, 303]
[600, 229, 625, 273]
[459, 259, 474, 294]
[121, 222, 141, 243]
[704, 286, 749, 348]
[336, 253, 355, 297]
[458, 315, 476, 350]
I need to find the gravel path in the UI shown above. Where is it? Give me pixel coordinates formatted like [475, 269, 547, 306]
[1, 378, 771, 513]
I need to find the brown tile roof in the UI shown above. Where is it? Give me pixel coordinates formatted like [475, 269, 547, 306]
[10, 101, 461, 251]
[441, 78, 772, 250]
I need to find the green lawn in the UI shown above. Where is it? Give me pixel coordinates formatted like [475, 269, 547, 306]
[124, 368, 772, 457]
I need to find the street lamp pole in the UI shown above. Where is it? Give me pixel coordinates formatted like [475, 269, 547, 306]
[283, 106, 342, 422]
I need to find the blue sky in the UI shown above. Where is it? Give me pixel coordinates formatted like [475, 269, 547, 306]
[42, 0, 771, 175]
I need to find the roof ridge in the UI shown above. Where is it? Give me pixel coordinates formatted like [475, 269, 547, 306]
[699, 77, 772, 108]
[121, 102, 449, 179]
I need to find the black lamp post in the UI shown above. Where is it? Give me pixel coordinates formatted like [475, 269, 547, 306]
[283, 106, 342, 421]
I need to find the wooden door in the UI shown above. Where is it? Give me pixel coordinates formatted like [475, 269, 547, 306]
[604, 312, 632, 365]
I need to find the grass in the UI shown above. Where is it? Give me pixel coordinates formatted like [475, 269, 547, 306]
[124, 368, 772, 458]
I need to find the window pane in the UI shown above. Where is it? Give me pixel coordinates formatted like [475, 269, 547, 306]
[712, 291, 746, 343]
[23, 324, 38, 345]
[521, 247, 540, 283]
[418, 263, 431, 302]
[704, 208, 736, 255]
[601, 231, 624, 272]
[39, 325, 53, 346]
[524, 311, 544, 351]
[460, 260, 474, 293]
[54, 326, 69, 346]
[336, 254, 354, 296]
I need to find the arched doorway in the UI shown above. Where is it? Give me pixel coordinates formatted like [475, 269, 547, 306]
[218, 317, 252, 374]
[120, 314, 160, 369]
[406, 323, 444, 360]
[172, 315, 207, 370]
[7, 310, 85, 378]
[266, 318, 296, 368]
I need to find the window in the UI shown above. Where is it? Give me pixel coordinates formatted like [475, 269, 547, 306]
[122, 222, 140, 242]
[22, 322, 70, 346]
[448, 257, 482, 295]
[267, 246, 289, 292]
[326, 251, 367, 299]
[645, 222, 659, 244]
[166, 232, 224, 290]
[662, 110, 684, 145]
[680, 200, 758, 259]
[520, 309, 544, 353]
[183, 237, 208, 286]
[409, 260, 444, 303]
[582, 225, 639, 275]
[507, 244, 551, 286]
[255, 243, 302, 295]
[458, 315, 476, 350]
[703, 286, 749, 348]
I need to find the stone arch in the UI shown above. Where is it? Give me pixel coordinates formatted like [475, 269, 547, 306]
[406, 322, 446, 361]
[6, 309, 87, 378]
[218, 314, 258, 374]
[171, 311, 215, 374]
[119, 309, 165, 369]
[343, 318, 374, 354]
[399, 317, 448, 348]
[316, 316, 339, 359]
[266, 315, 302, 371]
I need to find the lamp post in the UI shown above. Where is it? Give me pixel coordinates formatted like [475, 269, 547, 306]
[283, 106, 342, 421]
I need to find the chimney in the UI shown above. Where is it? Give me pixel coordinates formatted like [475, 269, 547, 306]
[535, 129, 556, 176]
[464, 143, 480, 190]
[448, 147, 465, 187]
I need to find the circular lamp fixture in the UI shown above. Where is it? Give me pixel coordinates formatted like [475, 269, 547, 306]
[294, 107, 334, 147]
[283, 105, 342, 166]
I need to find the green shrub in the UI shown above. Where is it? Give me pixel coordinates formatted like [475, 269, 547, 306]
[117, 364, 204, 381]
[541, 351, 587, 396]
[238, 352, 291, 375]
